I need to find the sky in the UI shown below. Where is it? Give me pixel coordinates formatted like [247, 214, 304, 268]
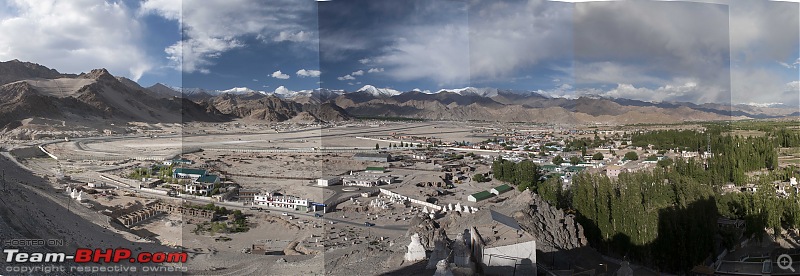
[0, 0, 797, 105]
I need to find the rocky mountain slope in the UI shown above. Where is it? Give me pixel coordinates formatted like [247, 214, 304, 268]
[0, 61, 353, 131]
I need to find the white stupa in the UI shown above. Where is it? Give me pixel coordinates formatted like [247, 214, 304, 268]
[404, 233, 427, 262]
[69, 188, 77, 199]
[76, 191, 85, 202]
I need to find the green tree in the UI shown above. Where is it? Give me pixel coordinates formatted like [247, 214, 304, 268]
[473, 173, 488, 182]
[552, 155, 564, 165]
[569, 156, 581, 165]
[657, 157, 673, 168]
[592, 152, 604, 160]
[624, 151, 639, 161]
[375, 143, 380, 150]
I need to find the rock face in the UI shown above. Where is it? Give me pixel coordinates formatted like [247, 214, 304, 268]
[512, 192, 588, 252]
[406, 215, 445, 251]
[433, 259, 454, 276]
[404, 233, 427, 262]
[426, 234, 450, 269]
[451, 233, 470, 268]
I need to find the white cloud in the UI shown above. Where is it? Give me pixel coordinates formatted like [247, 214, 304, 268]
[534, 83, 577, 99]
[586, 79, 732, 104]
[351, 70, 364, 76]
[338, 74, 355, 81]
[271, 70, 290, 79]
[377, 24, 471, 85]
[778, 58, 800, 69]
[574, 62, 665, 85]
[358, 58, 371, 64]
[252, 78, 258, 81]
[0, 0, 153, 80]
[275, 31, 312, 42]
[296, 69, 321, 77]
[140, 0, 316, 73]
[367, 68, 384, 73]
[787, 81, 799, 92]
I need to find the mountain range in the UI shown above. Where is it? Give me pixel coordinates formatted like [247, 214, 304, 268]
[0, 59, 796, 132]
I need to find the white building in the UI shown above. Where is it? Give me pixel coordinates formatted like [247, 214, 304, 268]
[317, 177, 341, 186]
[254, 194, 311, 212]
[342, 173, 393, 187]
[185, 175, 220, 196]
[468, 210, 537, 275]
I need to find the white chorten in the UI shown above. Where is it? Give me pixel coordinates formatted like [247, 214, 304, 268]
[404, 233, 427, 262]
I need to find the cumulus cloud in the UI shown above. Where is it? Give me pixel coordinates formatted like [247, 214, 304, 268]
[367, 68, 384, 73]
[358, 58, 371, 64]
[140, 0, 317, 73]
[271, 70, 290, 79]
[0, 0, 153, 80]
[296, 69, 321, 77]
[600, 82, 707, 103]
[337, 74, 355, 81]
[351, 70, 364, 76]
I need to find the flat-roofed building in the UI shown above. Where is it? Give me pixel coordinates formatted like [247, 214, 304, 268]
[468, 210, 537, 275]
[353, 153, 392, 162]
[253, 195, 310, 212]
[604, 165, 625, 178]
[317, 177, 341, 186]
[238, 189, 259, 203]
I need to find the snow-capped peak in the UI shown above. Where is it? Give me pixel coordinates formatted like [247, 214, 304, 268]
[356, 85, 402, 97]
[218, 87, 265, 95]
[436, 87, 499, 97]
[740, 102, 786, 108]
[412, 88, 434, 94]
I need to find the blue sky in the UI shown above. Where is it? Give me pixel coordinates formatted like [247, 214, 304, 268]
[0, 0, 797, 105]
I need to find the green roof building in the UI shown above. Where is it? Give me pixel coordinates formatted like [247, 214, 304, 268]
[173, 168, 207, 179]
[195, 175, 220, 184]
[468, 191, 495, 202]
[541, 165, 560, 172]
[565, 166, 587, 173]
[490, 184, 513, 195]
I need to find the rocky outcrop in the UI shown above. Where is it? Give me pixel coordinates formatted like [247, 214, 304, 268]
[406, 215, 445, 251]
[426, 236, 450, 269]
[512, 192, 588, 252]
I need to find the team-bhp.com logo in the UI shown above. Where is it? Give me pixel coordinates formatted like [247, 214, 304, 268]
[4, 248, 188, 264]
